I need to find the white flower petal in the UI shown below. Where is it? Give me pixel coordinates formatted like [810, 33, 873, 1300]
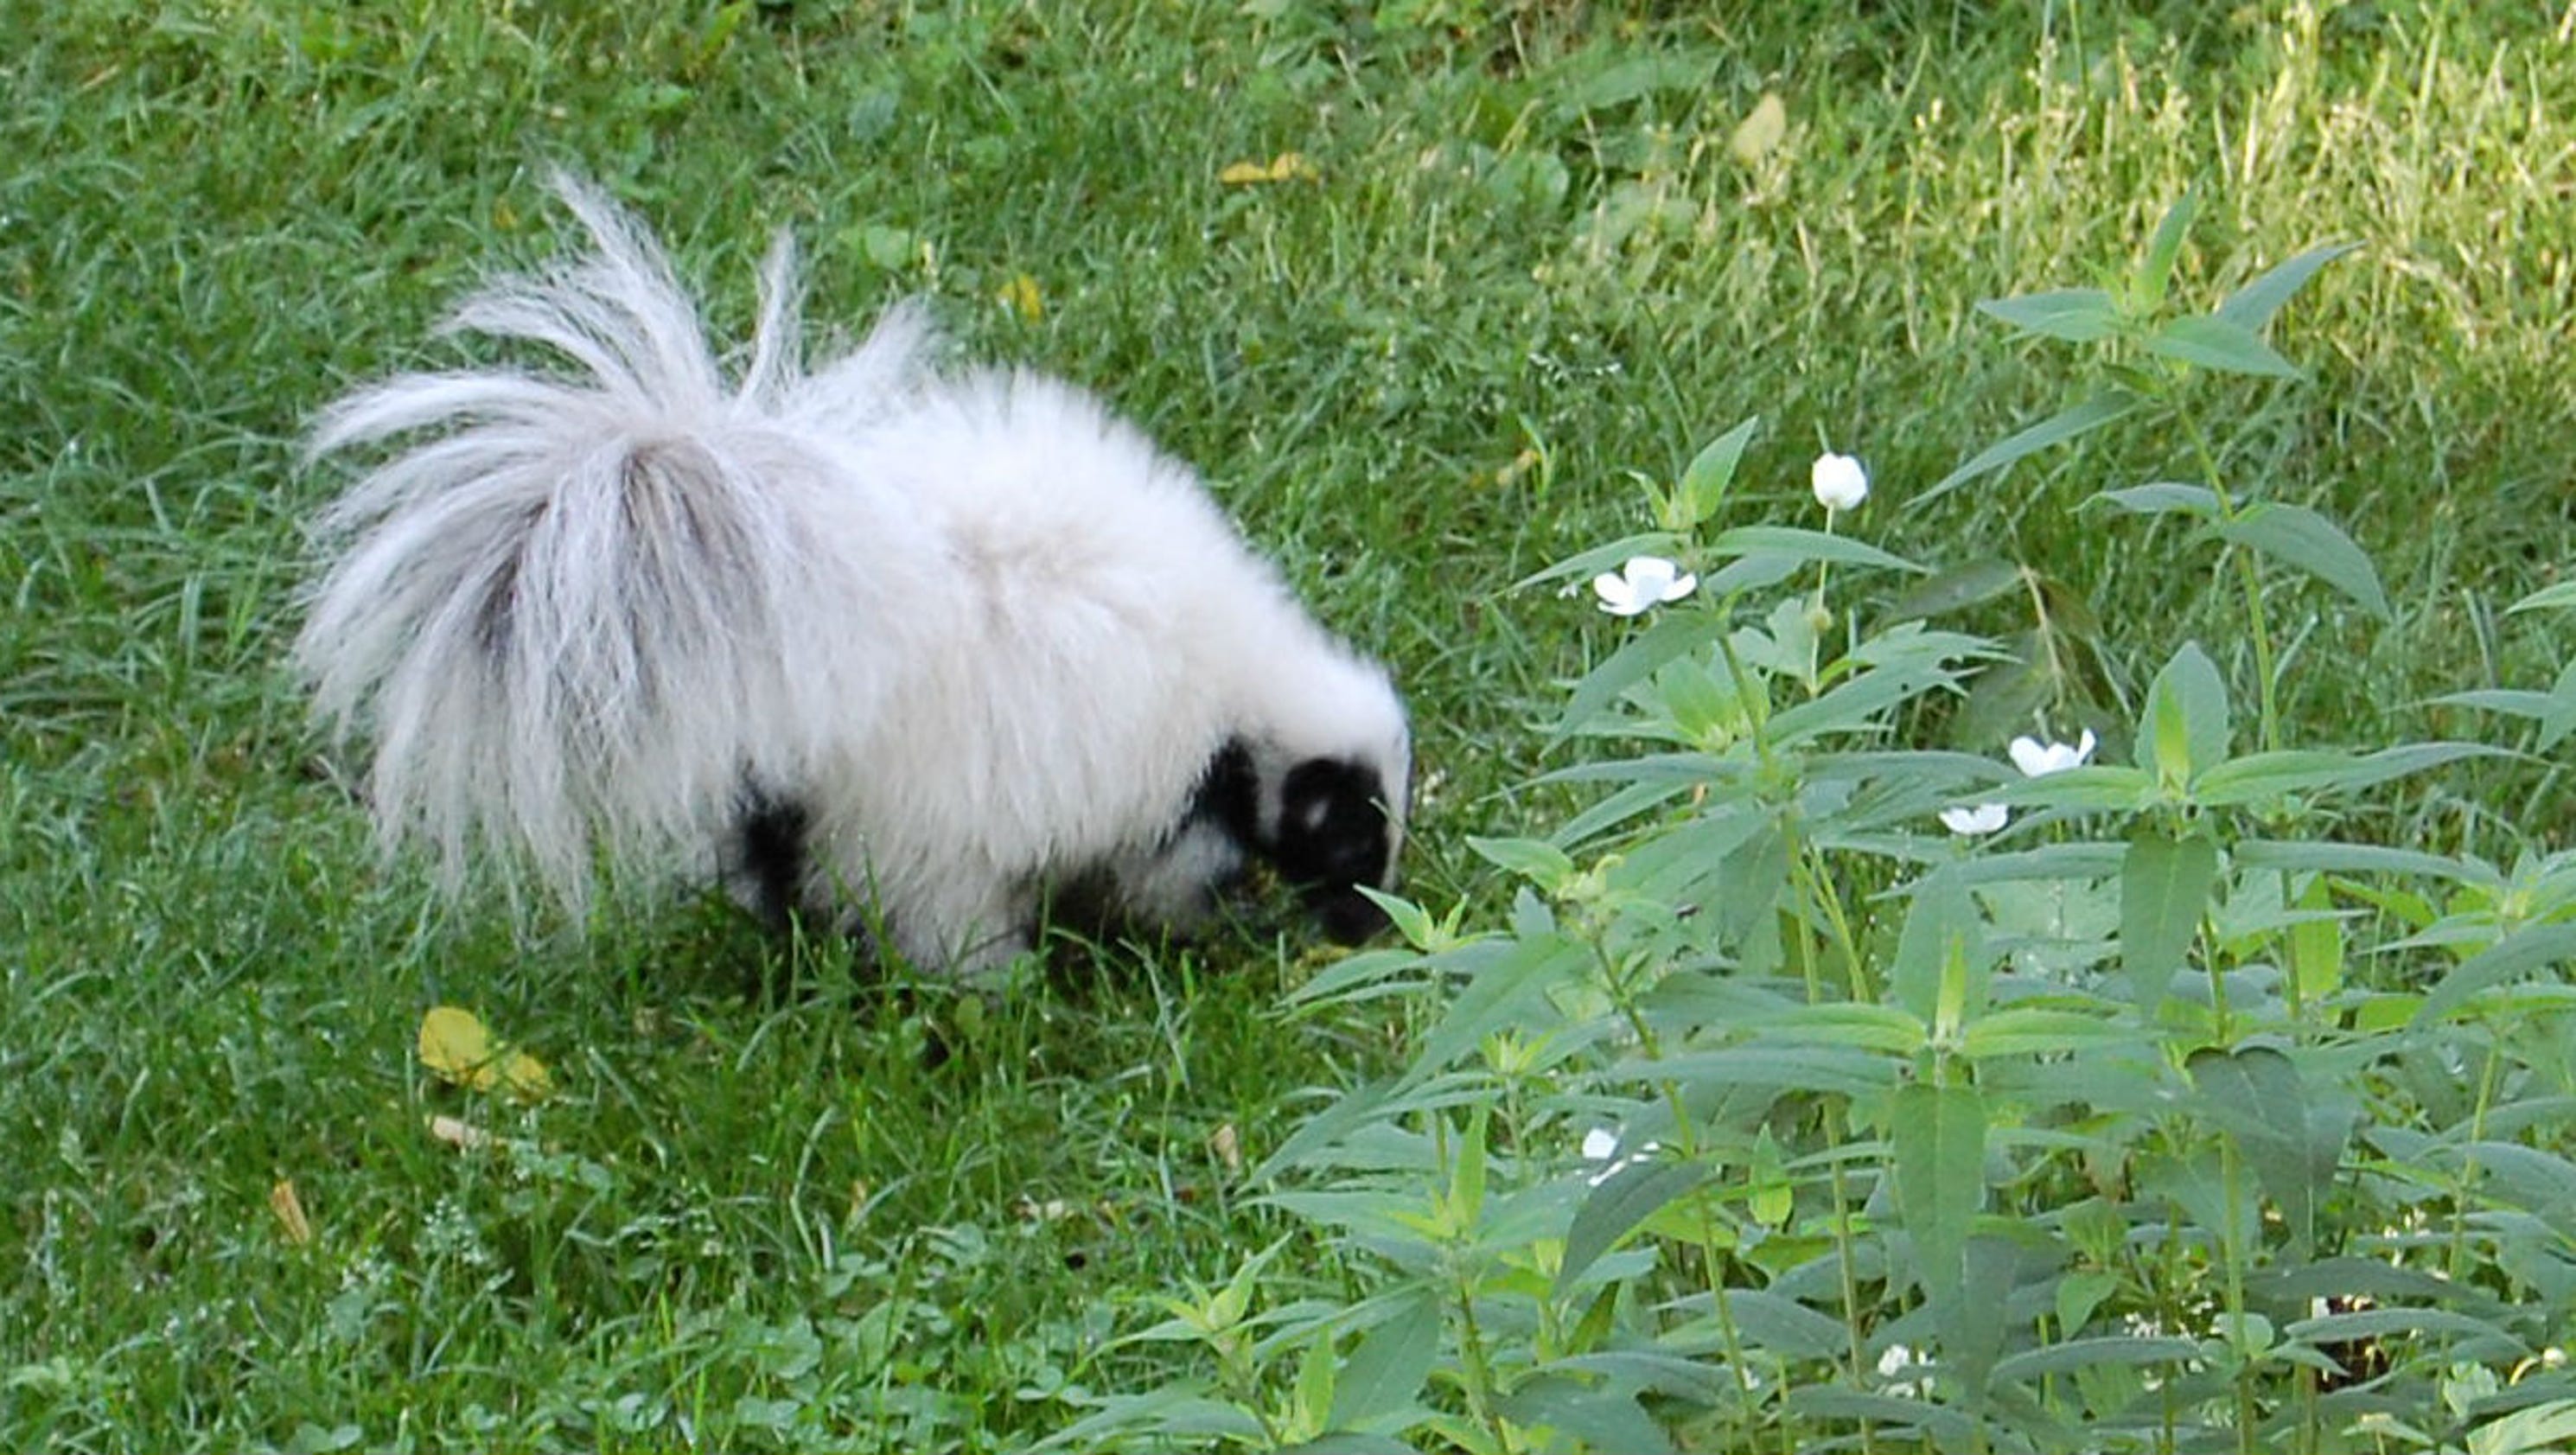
[2009, 731, 2095, 777]
[1657, 571, 1699, 604]
[2007, 736, 2056, 776]
[1940, 803, 2010, 836]
[1591, 571, 1641, 615]
[1811, 451, 1871, 512]
[1581, 1127, 1619, 1161]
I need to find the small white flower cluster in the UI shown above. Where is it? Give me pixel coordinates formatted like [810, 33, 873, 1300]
[1939, 728, 2097, 837]
[1588, 451, 1871, 617]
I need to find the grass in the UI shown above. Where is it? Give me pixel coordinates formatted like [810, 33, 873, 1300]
[5, 0, 2574, 1448]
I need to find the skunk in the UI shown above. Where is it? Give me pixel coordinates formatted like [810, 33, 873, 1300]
[294, 173, 1409, 976]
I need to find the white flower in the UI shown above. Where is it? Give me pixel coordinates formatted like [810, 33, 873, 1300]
[1591, 555, 1698, 616]
[1939, 802, 2011, 836]
[1811, 451, 1870, 512]
[1579, 1126, 1662, 1185]
[1876, 1343, 1926, 1398]
[2008, 728, 2097, 777]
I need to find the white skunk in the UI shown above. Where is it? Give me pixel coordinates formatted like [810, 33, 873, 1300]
[296, 173, 1409, 976]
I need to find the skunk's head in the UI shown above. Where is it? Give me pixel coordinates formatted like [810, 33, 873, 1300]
[1228, 645, 1411, 946]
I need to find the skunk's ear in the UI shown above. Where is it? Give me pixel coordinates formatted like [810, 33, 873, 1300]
[1268, 756, 1397, 943]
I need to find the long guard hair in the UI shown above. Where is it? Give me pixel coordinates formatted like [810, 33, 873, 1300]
[296, 173, 1409, 974]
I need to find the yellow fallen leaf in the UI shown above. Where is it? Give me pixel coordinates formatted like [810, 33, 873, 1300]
[418, 1005, 553, 1100]
[1219, 151, 1318, 185]
[269, 1178, 313, 1246]
[997, 272, 1043, 323]
[1729, 91, 1789, 166]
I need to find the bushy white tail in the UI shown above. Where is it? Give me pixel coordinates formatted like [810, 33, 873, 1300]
[295, 174, 939, 906]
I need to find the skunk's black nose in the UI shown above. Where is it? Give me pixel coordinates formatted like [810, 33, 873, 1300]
[1307, 885, 1391, 946]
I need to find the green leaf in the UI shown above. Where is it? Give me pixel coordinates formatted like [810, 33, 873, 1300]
[2134, 191, 2198, 313]
[2193, 743, 2503, 807]
[1706, 524, 1925, 574]
[1677, 416, 1759, 529]
[1882, 557, 2027, 622]
[2212, 501, 2391, 620]
[1414, 934, 1588, 1074]
[1757, 1002, 1929, 1054]
[2216, 241, 2359, 331]
[1329, 1292, 1441, 1431]
[2281, 1305, 2525, 1350]
[2289, 876, 2346, 1001]
[1450, 1107, 1488, 1227]
[1294, 1328, 1337, 1435]
[1976, 287, 2122, 342]
[1959, 1007, 2133, 1060]
[1890, 870, 1980, 1026]
[1512, 529, 1688, 593]
[1557, 1159, 1709, 1297]
[1551, 611, 1711, 739]
[2413, 922, 2576, 1026]
[2189, 1045, 2343, 1254]
[2509, 580, 2576, 615]
[2089, 482, 2221, 517]
[2142, 314, 2306, 379]
[2141, 641, 2229, 788]
[2121, 824, 2217, 1009]
[1918, 391, 2144, 507]
[1891, 1082, 1986, 1318]
[1989, 1336, 2205, 1386]
[1464, 836, 1576, 892]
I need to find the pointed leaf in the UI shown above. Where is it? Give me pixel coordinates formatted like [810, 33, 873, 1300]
[1891, 1082, 1986, 1318]
[2189, 1046, 2341, 1254]
[1976, 288, 2122, 342]
[2216, 241, 2359, 331]
[1883, 558, 2026, 622]
[1678, 416, 1759, 528]
[2141, 641, 2229, 786]
[2413, 922, 2576, 1026]
[1329, 1292, 1441, 1430]
[2121, 824, 2217, 1009]
[1465, 836, 1577, 892]
[1890, 869, 1980, 1026]
[2194, 742, 2503, 807]
[1707, 524, 1924, 574]
[2134, 192, 2199, 314]
[2143, 315, 2306, 379]
[2213, 501, 2390, 620]
[2089, 482, 2222, 517]
[1552, 611, 1711, 739]
[1918, 391, 2144, 507]
[1557, 1159, 1710, 1296]
[1513, 530, 1687, 591]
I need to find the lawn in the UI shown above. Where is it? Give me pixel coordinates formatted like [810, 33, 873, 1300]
[5, 1, 2575, 1451]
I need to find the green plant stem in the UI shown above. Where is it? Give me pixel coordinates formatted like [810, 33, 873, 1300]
[2174, 407, 2284, 755]
[2220, 1135, 2257, 1455]
[1449, 1271, 1521, 1455]
[1823, 1111, 1877, 1455]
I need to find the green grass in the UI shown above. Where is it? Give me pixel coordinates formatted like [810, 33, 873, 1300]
[6, 0, 2574, 1448]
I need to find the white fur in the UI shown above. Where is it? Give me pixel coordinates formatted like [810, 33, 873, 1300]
[296, 173, 1408, 975]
